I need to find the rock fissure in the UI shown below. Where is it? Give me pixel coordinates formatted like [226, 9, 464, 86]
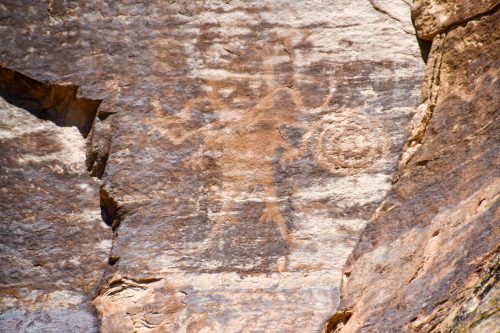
[395, 32, 446, 180]
[99, 184, 126, 272]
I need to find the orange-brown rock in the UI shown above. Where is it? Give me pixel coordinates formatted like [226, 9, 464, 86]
[412, 0, 498, 40]
[331, 4, 499, 333]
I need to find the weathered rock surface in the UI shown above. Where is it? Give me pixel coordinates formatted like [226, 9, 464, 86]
[412, 0, 498, 40]
[331, 4, 499, 333]
[0, 1, 424, 332]
[0, 68, 111, 332]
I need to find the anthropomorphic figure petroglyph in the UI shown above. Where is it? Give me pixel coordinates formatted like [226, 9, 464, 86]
[149, 23, 390, 253]
[153, 77, 309, 245]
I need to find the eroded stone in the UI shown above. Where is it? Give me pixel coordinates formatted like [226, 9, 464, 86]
[335, 8, 500, 332]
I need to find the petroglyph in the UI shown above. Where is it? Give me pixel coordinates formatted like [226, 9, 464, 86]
[308, 111, 391, 175]
[151, 53, 391, 248]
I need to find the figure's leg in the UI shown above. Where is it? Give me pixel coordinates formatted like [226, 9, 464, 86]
[258, 178, 291, 244]
[204, 194, 238, 243]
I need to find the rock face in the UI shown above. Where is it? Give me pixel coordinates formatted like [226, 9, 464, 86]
[411, 0, 498, 40]
[0, 1, 425, 332]
[0, 68, 111, 332]
[331, 4, 499, 333]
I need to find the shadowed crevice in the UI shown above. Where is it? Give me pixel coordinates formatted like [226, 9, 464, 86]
[324, 310, 352, 333]
[99, 185, 125, 267]
[0, 66, 101, 137]
[100, 186, 122, 231]
[416, 36, 432, 63]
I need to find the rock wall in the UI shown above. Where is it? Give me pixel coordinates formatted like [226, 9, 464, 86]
[330, 2, 499, 332]
[0, 68, 110, 332]
[0, 1, 426, 332]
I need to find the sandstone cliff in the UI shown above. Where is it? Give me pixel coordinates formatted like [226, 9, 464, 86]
[0, 1, 496, 333]
[329, 1, 499, 332]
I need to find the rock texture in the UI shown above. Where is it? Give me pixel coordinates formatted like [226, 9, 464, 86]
[0, 1, 425, 332]
[331, 4, 499, 333]
[411, 0, 498, 40]
[0, 68, 111, 332]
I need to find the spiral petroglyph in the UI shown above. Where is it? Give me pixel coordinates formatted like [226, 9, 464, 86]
[311, 112, 390, 175]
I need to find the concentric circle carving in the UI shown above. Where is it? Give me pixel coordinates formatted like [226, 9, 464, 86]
[311, 113, 390, 175]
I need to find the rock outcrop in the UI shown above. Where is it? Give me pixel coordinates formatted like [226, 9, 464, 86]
[5, 0, 484, 332]
[411, 0, 498, 40]
[0, 67, 111, 332]
[330, 3, 499, 333]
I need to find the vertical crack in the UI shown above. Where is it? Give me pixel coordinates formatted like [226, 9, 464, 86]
[394, 33, 446, 182]
[416, 36, 432, 64]
[99, 185, 122, 232]
[99, 183, 125, 270]
[86, 113, 113, 179]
